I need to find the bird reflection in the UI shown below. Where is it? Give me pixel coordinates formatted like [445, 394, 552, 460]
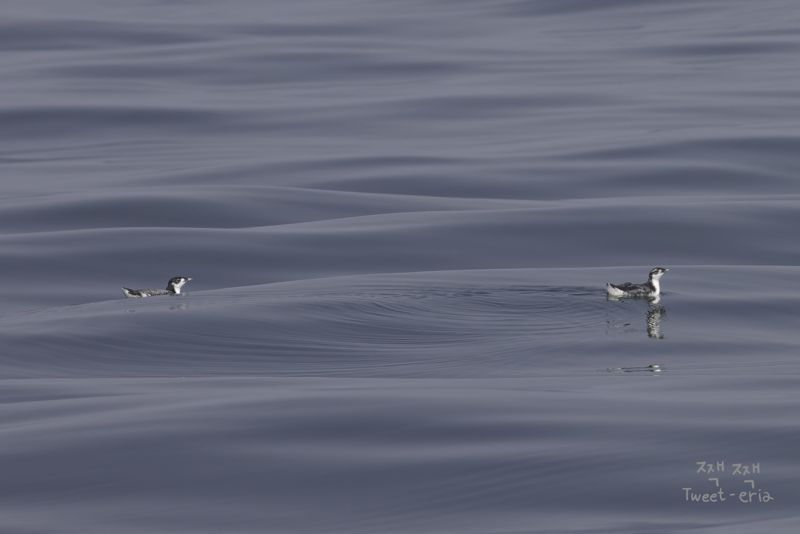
[124, 302, 188, 313]
[607, 294, 667, 339]
[646, 295, 666, 339]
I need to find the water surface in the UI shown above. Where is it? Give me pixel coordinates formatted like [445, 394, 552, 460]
[1, 0, 799, 532]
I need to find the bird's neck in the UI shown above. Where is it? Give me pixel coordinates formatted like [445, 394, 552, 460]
[649, 277, 660, 295]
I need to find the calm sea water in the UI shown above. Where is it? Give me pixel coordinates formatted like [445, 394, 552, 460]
[1, 1, 799, 532]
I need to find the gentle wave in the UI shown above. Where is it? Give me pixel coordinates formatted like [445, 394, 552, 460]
[3, 0, 800, 531]
[1, 198, 799, 313]
[2, 267, 798, 380]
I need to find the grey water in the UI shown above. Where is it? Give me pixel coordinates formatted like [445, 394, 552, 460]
[1, 0, 799, 532]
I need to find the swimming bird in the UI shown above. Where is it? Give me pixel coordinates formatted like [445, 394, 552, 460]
[122, 276, 191, 298]
[607, 267, 668, 298]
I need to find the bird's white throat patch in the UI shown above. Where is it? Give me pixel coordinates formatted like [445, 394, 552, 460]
[171, 280, 187, 294]
[650, 278, 661, 295]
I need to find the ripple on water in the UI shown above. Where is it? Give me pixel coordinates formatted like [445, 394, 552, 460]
[2, 266, 798, 380]
[0, 270, 634, 378]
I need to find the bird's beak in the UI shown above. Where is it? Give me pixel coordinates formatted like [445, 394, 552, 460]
[187, 277, 192, 281]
